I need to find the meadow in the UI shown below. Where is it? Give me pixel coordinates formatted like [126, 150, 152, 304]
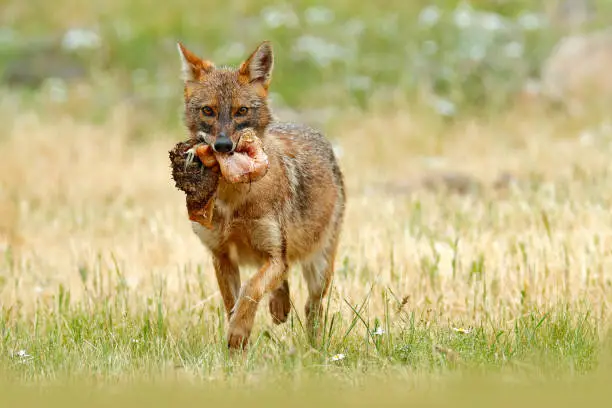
[1, 0, 612, 405]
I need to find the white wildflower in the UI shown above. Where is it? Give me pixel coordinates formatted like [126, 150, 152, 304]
[468, 44, 486, 61]
[418, 5, 441, 27]
[330, 353, 346, 362]
[62, 28, 101, 50]
[292, 36, 347, 67]
[452, 327, 472, 334]
[518, 12, 545, 31]
[261, 6, 299, 29]
[480, 13, 506, 31]
[372, 327, 385, 336]
[304, 6, 335, 25]
[453, 4, 473, 29]
[344, 19, 365, 37]
[432, 98, 457, 117]
[13, 349, 33, 363]
[504, 41, 524, 58]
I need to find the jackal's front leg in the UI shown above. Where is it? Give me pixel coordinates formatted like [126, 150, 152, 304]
[212, 254, 241, 321]
[227, 257, 287, 350]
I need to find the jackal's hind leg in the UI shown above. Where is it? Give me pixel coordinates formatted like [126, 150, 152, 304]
[301, 238, 339, 343]
[269, 279, 291, 324]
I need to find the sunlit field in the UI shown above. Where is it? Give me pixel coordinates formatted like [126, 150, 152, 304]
[2, 0, 612, 404]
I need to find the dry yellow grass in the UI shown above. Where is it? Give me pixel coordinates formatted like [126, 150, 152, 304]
[1, 98, 611, 338]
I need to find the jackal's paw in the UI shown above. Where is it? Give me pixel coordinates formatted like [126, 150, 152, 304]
[269, 291, 291, 324]
[227, 326, 250, 350]
[184, 147, 197, 170]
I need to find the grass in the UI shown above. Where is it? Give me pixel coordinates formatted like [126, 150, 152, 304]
[3, 0, 612, 404]
[1, 102, 612, 387]
[0, 299, 601, 382]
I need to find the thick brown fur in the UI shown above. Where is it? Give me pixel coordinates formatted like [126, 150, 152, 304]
[176, 40, 346, 350]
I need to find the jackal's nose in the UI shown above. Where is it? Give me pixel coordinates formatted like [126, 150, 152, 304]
[213, 137, 234, 153]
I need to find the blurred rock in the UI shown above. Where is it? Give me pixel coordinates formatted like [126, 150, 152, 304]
[540, 26, 612, 115]
[374, 181, 418, 196]
[547, 0, 596, 30]
[368, 171, 519, 198]
[421, 172, 482, 195]
[272, 106, 338, 130]
[2, 44, 88, 88]
[1, 28, 96, 89]
[492, 172, 518, 191]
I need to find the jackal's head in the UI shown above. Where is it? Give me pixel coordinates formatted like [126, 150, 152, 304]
[176, 41, 274, 153]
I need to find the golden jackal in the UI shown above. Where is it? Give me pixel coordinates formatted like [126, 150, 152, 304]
[176, 40, 346, 350]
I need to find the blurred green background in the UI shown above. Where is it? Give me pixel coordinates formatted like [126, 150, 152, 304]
[1, 0, 610, 133]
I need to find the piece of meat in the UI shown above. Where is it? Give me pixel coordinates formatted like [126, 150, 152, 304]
[169, 129, 269, 228]
[214, 128, 269, 184]
[168, 138, 219, 229]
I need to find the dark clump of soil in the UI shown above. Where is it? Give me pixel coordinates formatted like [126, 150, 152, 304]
[168, 139, 219, 217]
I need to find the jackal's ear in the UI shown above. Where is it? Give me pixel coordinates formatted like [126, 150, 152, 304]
[177, 42, 215, 82]
[239, 41, 274, 89]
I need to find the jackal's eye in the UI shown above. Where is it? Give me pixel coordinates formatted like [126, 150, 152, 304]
[235, 107, 249, 117]
[200, 106, 214, 117]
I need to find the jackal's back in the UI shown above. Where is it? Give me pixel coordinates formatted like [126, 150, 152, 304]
[265, 120, 345, 262]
